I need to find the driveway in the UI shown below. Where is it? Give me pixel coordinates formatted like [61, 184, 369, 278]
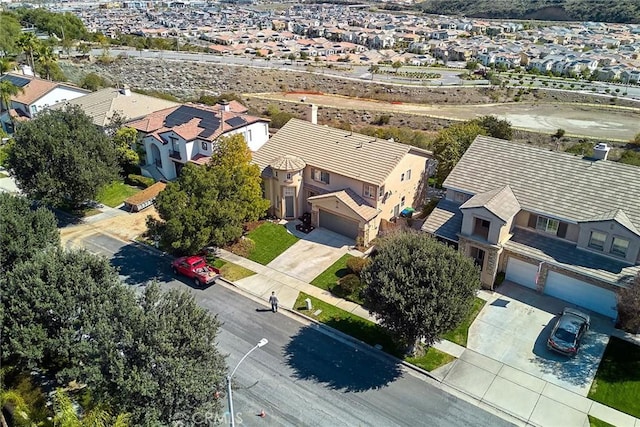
[468, 282, 613, 396]
[266, 221, 358, 282]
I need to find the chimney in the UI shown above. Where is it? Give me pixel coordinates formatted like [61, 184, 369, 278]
[120, 85, 131, 96]
[20, 64, 34, 76]
[219, 99, 230, 112]
[593, 143, 610, 161]
[306, 104, 318, 125]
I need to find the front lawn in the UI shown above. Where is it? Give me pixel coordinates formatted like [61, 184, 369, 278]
[406, 345, 455, 372]
[310, 253, 354, 290]
[96, 181, 141, 208]
[208, 258, 255, 282]
[246, 222, 299, 265]
[588, 336, 640, 418]
[441, 297, 486, 347]
[588, 416, 615, 427]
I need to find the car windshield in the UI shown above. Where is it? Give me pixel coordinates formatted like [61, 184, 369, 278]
[554, 327, 576, 343]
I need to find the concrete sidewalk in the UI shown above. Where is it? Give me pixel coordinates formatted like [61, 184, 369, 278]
[216, 248, 640, 427]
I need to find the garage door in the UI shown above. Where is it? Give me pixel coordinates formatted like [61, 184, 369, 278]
[505, 258, 538, 289]
[544, 271, 618, 318]
[319, 210, 359, 239]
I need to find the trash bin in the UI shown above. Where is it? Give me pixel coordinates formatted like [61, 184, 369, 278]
[305, 298, 312, 310]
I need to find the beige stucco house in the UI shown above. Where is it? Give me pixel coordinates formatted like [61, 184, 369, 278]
[423, 136, 640, 318]
[252, 117, 433, 246]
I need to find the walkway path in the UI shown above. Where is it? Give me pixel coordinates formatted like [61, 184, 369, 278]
[216, 248, 640, 427]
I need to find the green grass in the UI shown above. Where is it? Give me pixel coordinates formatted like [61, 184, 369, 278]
[406, 345, 455, 371]
[310, 253, 354, 290]
[441, 297, 486, 347]
[246, 222, 299, 265]
[96, 181, 141, 208]
[588, 336, 640, 418]
[588, 416, 615, 427]
[209, 258, 255, 282]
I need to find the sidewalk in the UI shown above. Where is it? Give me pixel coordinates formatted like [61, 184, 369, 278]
[216, 248, 640, 427]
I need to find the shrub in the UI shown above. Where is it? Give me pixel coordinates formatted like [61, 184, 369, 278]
[332, 274, 361, 298]
[494, 272, 506, 287]
[227, 237, 255, 258]
[373, 114, 391, 125]
[126, 174, 155, 188]
[346, 257, 369, 276]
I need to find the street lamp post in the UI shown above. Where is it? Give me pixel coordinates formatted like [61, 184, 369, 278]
[227, 338, 268, 427]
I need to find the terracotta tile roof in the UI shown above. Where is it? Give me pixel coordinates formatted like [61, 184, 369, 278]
[189, 153, 211, 165]
[3, 73, 87, 106]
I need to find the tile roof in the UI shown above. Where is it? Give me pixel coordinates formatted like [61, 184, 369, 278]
[308, 188, 379, 221]
[421, 198, 464, 242]
[460, 185, 521, 222]
[54, 88, 179, 127]
[580, 208, 640, 236]
[504, 228, 640, 288]
[444, 136, 640, 231]
[253, 118, 432, 185]
[2, 73, 88, 106]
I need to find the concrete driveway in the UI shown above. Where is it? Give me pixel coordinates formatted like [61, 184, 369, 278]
[266, 221, 359, 282]
[468, 282, 613, 396]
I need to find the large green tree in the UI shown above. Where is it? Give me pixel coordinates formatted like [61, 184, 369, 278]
[112, 126, 140, 175]
[617, 274, 640, 333]
[16, 32, 38, 72]
[0, 13, 22, 57]
[361, 232, 481, 353]
[151, 134, 269, 254]
[7, 105, 120, 208]
[472, 115, 513, 140]
[432, 121, 487, 182]
[0, 193, 59, 273]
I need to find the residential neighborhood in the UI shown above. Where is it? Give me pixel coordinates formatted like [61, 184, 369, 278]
[2, 2, 640, 427]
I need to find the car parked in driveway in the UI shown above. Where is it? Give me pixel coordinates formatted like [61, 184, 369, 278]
[547, 307, 591, 356]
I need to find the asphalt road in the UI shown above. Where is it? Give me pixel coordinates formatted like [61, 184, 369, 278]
[71, 231, 514, 426]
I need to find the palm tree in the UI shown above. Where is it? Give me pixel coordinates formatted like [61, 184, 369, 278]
[16, 33, 39, 72]
[0, 80, 24, 115]
[53, 389, 130, 427]
[36, 45, 56, 80]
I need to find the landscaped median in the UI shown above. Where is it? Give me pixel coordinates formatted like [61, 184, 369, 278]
[294, 292, 457, 372]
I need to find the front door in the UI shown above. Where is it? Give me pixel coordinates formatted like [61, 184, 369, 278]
[284, 187, 295, 218]
[470, 246, 486, 271]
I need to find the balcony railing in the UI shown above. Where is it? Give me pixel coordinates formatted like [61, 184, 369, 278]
[169, 150, 182, 160]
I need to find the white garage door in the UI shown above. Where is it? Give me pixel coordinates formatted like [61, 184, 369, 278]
[544, 271, 618, 318]
[505, 258, 538, 289]
[319, 210, 359, 239]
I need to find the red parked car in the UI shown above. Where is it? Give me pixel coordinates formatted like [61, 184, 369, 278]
[171, 255, 220, 287]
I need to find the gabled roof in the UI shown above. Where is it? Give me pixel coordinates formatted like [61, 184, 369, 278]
[2, 73, 88, 106]
[460, 185, 521, 222]
[580, 208, 640, 236]
[253, 118, 432, 185]
[308, 188, 379, 221]
[444, 136, 640, 231]
[54, 87, 179, 127]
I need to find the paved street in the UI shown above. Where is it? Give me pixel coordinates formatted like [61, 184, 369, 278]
[65, 229, 514, 427]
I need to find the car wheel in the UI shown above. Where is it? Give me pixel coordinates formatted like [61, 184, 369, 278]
[194, 277, 200, 287]
[172, 267, 178, 275]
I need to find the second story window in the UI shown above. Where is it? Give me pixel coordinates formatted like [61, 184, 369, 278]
[312, 169, 330, 184]
[611, 237, 630, 257]
[201, 141, 208, 150]
[364, 185, 375, 198]
[286, 172, 292, 181]
[536, 216, 559, 235]
[400, 173, 405, 182]
[401, 196, 406, 206]
[406, 169, 411, 180]
[588, 231, 607, 251]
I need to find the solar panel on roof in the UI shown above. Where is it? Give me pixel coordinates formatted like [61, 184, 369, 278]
[165, 105, 220, 136]
[225, 116, 247, 128]
[1, 74, 30, 88]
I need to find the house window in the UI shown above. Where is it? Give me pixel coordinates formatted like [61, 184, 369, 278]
[401, 196, 405, 206]
[588, 231, 607, 251]
[378, 186, 385, 198]
[312, 169, 330, 184]
[454, 192, 467, 203]
[611, 237, 629, 257]
[247, 129, 252, 141]
[406, 169, 411, 180]
[364, 185, 375, 198]
[286, 172, 292, 181]
[469, 246, 486, 271]
[400, 173, 405, 182]
[201, 141, 208, 150]
[536, 216, 559, 235]
[473, 217, 491, 240]
[274, 171, 278, 178]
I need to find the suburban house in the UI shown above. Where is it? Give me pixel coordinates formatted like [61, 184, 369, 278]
[0, 73, 89, 133]
[128, 101, 269, 181]
[422, 136, 640, 318]
[252, 113, 433, 246]
[51, 86, 180, 129]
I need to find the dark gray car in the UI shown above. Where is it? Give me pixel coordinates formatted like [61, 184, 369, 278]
[547, 308, 591, 356]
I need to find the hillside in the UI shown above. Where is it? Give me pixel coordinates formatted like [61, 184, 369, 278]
[416, 0, 640, 24]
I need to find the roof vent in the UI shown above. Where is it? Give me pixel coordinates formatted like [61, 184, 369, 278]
[593, 143, 610, 161]
[120, 85, 131, 96]
[219, 99, 230, 112]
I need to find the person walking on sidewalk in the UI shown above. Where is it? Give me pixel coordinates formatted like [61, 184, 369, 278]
[269, 292, 279, 313]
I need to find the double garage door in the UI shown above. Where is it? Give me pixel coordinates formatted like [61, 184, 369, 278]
[505, 257, 618, 318]
[319, 210, 359, 239]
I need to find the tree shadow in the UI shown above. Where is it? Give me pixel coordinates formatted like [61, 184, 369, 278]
[283, 324, 403, 392]
[529, 315, 608, 388]
[110, 244, 174, 286]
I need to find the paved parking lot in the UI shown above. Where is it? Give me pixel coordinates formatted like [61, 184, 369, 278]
[468, 282, 614, 396]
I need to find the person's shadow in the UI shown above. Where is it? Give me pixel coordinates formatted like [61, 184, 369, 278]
[255, 308, 273, 313]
